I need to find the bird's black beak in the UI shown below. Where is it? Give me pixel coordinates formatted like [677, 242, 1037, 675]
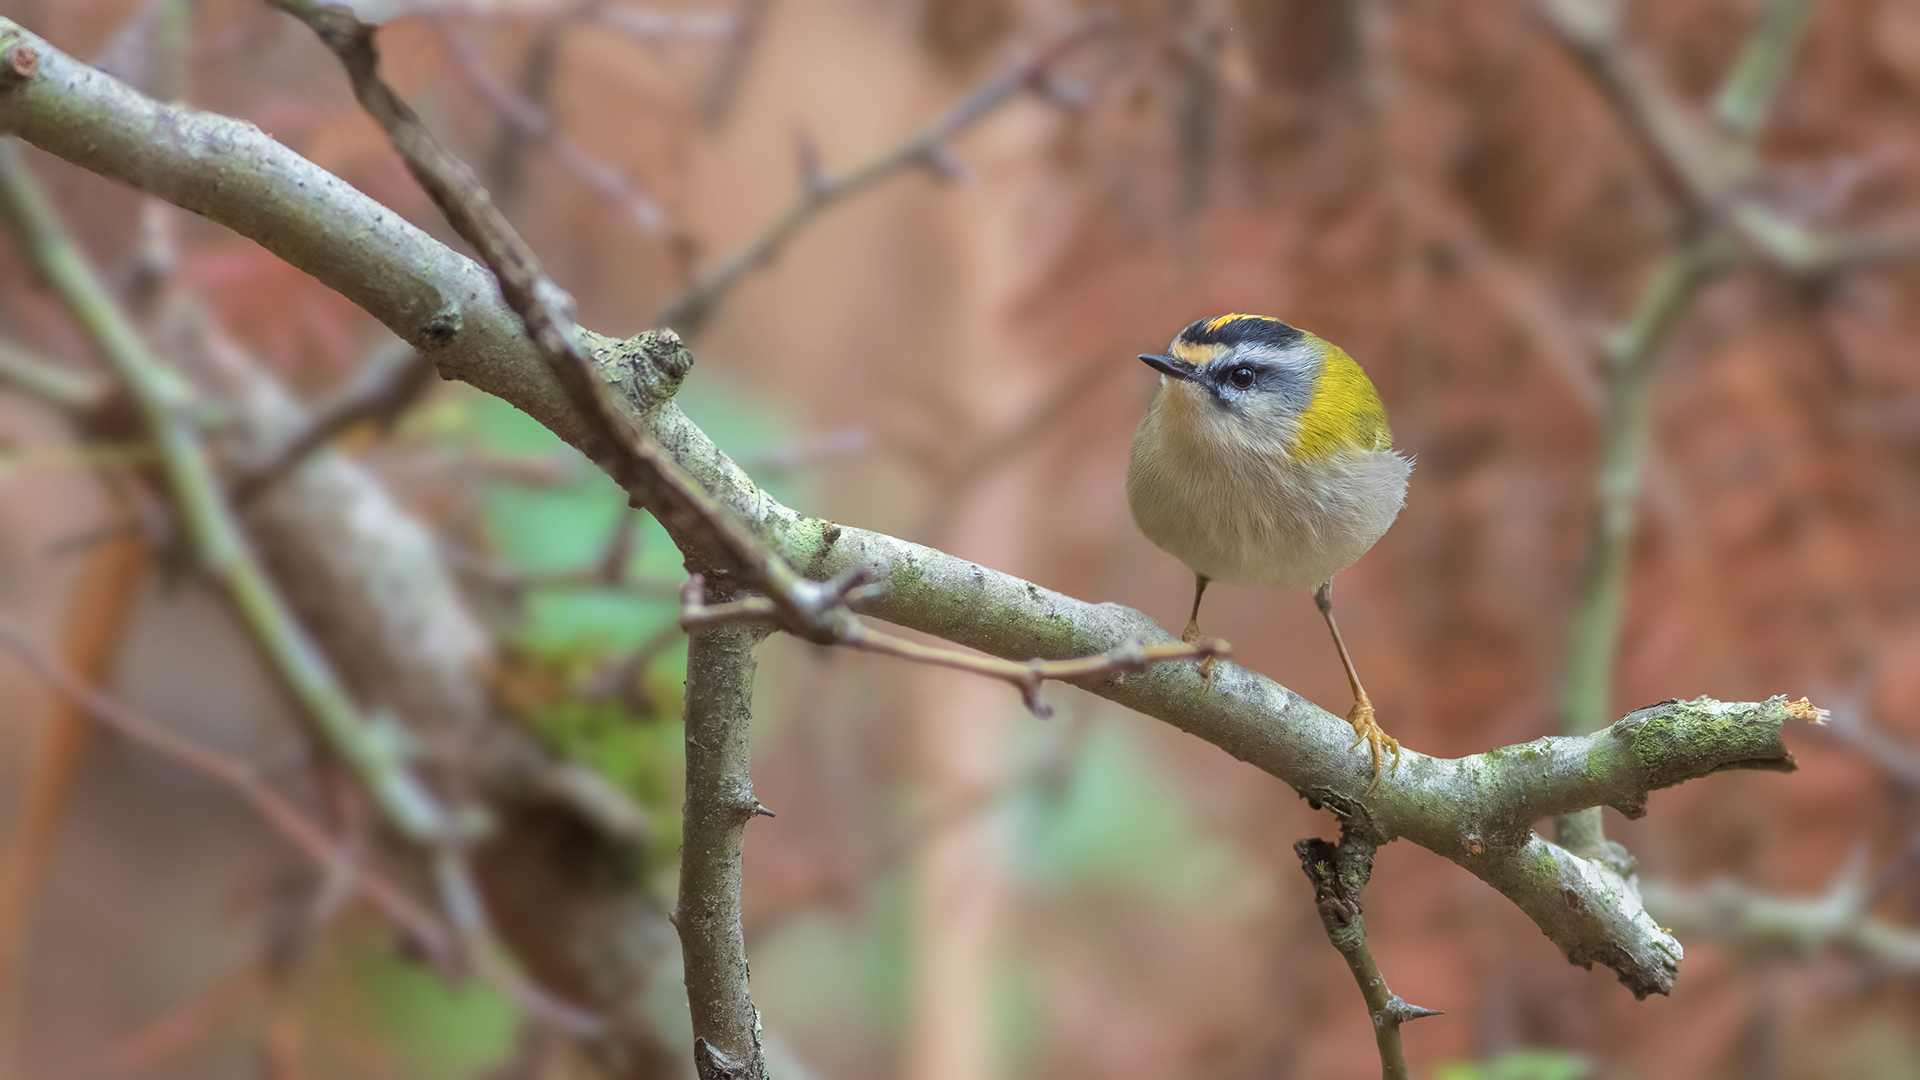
[1139, 353, 1196, 381]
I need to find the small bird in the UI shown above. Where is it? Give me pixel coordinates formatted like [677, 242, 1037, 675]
[1126, 314, 1412, 784]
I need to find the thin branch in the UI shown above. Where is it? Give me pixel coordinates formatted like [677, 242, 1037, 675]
[269, 0, 874, 645]
[680, 572, 1230, 719]
[1712, 0, 1819, 141]
[696, 0, 769, 126]
[1817, 696, 1920, 790]
[370, 0, 737, 41]
[0, 337, 106, 412]
[652, 14, 1110, 334]
[0, 140, 617, 1036]
[675, 614, 773, 1080]
[1533, 0, 1912, 278]
[0, 138, 461, 849]
[1557, 234, 1738, 736]
[1641, 853, 1920, 973]
[0, 617, 454, 960]
[0, 618, 608, 1037]
[228, 337, 433, 505]
[1543, 0, 1817, 860]
[592, 6, 736, 46]
[437, 22, 667, 233]
[1296, 835, 1442, 1079]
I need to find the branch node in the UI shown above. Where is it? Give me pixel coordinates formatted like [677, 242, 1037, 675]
[4, 43, 36, 82]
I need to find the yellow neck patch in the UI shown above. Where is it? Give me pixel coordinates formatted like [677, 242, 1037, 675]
[1292, 337, 1391, 460]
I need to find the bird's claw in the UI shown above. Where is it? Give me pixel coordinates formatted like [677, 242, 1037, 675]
[1182, 621, 1220, 685]
[1345, 696, 1400, 793]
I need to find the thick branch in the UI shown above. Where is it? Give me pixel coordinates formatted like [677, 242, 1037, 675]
[675, 615, 772, 1080]
[0, 25, 1820, 995]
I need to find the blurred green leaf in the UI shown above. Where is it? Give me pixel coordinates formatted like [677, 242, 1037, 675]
[1436, 1049, 1592, 1080]
[346, 931, 517, 1078]
[1007, 722, 1248, 905]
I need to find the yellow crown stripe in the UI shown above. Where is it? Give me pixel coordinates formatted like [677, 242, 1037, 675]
[1292, 338, 1391, 460]
[1170, 340, 1219, 364]
[1204, 312, 1279, 333]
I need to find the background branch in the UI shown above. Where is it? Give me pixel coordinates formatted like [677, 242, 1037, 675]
[227, 337, 432, 505]
[0, 138, 461, 850]
[651, 14, 1108, 335]
[271, 0, 855, 645]
[0, 617, 454, 963]
[0, 12, 1833, 1012]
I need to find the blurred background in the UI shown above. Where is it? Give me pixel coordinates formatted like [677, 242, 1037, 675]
[0, 0, 1918, 1077]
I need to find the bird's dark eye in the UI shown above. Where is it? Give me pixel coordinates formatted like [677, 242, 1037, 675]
[1228, 366, 1256, 389]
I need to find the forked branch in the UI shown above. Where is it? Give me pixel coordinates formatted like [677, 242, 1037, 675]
[0, 13, 1827, 1002]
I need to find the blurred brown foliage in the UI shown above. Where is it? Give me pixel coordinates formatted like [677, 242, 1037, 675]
[2, 0, 1920, 1078]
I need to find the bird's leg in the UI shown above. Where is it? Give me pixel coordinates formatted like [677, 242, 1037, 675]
[1183, 574, 1217, 681]
[1314, 580, 1399, 790]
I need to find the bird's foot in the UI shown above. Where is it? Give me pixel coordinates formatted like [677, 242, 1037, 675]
[1182, 620, 1219, 684]
[1345, 695, 1401, 793]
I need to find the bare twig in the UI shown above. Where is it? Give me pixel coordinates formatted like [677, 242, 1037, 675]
[0, 617, 454, 960]
[0, 140, 618, 1036]
[675, 614, 773, 1080]
[697, 0, 769, 126]
[228, 337, 433, 505]
[437, 23, 667, 233]
[1297, 835, 1442, 1079]
[1534, 0, 1917, 277]
[271, 0, 872, 645]
[1544, 0, 1819, 860]
[0, 618, 608, 1037]
[1642, 853, 1920, 973]
[0, 138, 462, 850]
[1818, 697, 1920, 790]
[372, 0, 736, 41]
[592, 6, 736, 46]
[653, 14, 1110, 334]
[0, 337, 107, 412]
[680, 572, 1229, 718]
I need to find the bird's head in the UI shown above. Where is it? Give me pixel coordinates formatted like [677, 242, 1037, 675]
[1138, 313, 1392, 461]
